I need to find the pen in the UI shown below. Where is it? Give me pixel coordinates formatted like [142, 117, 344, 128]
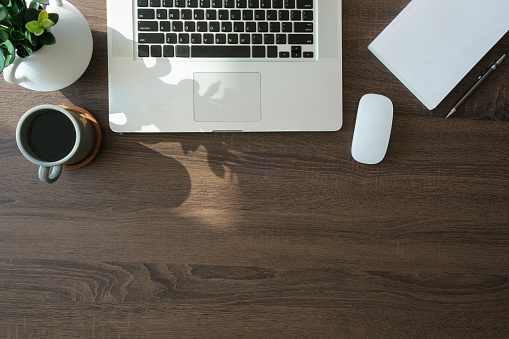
[445, 54, 506, 119]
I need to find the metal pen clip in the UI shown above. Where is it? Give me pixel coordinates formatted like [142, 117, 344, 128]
[478, 62, 496, 80]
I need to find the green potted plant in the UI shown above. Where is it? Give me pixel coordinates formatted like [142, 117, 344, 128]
[0, 0, 59, 74]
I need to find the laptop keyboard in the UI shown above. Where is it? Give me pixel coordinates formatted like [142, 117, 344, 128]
[136, 0, 316, 59]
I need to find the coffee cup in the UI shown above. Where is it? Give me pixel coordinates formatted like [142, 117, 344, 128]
[16, 104, 95, 183]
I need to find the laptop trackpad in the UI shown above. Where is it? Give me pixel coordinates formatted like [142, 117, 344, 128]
[193, 72, 261, 122]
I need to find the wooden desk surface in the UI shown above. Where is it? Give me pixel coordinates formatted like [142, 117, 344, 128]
[1, 1, 508, 337]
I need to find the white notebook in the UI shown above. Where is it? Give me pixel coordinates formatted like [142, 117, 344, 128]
[368, 0, 509, 110]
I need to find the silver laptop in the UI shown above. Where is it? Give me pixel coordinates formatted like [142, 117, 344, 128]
[106, 0, 342, 132]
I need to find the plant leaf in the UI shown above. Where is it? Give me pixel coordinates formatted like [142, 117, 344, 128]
[24, 30, 37, 46]
[48, 12, 58, 25]
[10, 29, 25, 40]
[29, 1, 40, 9]
[41, 18, 53, 28]
[2, 39, 14, 53]
[0, 50, 5, 73]
[12, 7, 25, 27]
[0, 29, 8, 42]
[0, 5, 8, 22]
[39, 30, 55, 45]
[4, 51, 14, 67]
[16, 47, 29, 58]
[25, 7, 39, 22]
[33, 26, 43, 36]
[38, 9, 48, 22]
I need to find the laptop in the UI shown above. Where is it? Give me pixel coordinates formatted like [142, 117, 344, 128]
[106, 0, 342, 132]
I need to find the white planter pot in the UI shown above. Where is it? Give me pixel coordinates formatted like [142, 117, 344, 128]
[2, 0, 93, 91]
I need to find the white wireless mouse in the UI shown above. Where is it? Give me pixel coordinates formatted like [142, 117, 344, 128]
[351, 94, 393, 164]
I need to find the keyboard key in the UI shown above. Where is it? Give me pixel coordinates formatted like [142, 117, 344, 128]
[279, 51, 290, 58]
[267, 45, 278, 57]
[230, 10, 241, 20]
[181, 9, 193, 19]
[270, 22, 281, 32]
[150, 0, 161, 6]
[138, 0, 149, 7]
[138, 9, 155, 19]
[243, 10, 253, 20]
[194, 9, 205, 20]
[264, 34, 274, 44]
[156, 9, 167, 19]
[248, 0, 259, 8]
[252, 34, 262, 44]
[288, 33, 313, 44]
[188, 0, 199, 7]
[260, 0, 270, 8]
[302, 10, 312, 20]
[218, 9, 228, 20]
[291, 10, 301, 21]
[139, 33, 164, 43]
[200, 0, 211, 7]
[163, 45, 174, 57]
[276, 33, 286, 44]
[224, 0, 234, 8]
[176, 45, 190, 57]
[228, 33, 239, 44]
[239, 34, 250, 44]
[246, 22, 256, 32]
[185, 21, 196, 31]
[138, 45, 149, 57]
[215, 33, 226, 44]
[206, 9, 217, 20]
[191, 45, 250, 57]
[160, 21, 171, 31]
[294, 22, 313, 32]
[203, 33, 214, 43]
[252, 46, 265, 57]
[254, 10, 265, 20]
[138, 21, 158, 31]
[151, 45, 162, 57]
[234, 22, 244, 32]
[236, 0, 247, 7]
[166, 33, 178, 43]
[209, 21, 220, 32]
[211, 0, 222, 7]
[284, 0, 295, 8]
[197, 21, 208, 31]
[222, 22, 233, 32]
[267, 10, 277, 20]
[258, 22, 269, 32]
[172, 21, 184, 31]
[179, 33, 189, 43]
[168, 9, 180, 19]
[191, 33, 202, 43]
[273, 0, 283, 9]
[303, 51, 313, 58]
[279, 10, 289, 21]
[175, 0, 186, 7]
[282, 22, 292, 32]
[162, 0, 173, 6]
[296, 0, 312, 9]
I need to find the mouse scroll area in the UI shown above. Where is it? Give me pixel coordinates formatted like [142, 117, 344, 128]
[351, 94, 393, 165]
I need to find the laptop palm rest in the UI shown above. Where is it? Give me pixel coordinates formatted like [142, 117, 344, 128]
[193, 72, 261, 122]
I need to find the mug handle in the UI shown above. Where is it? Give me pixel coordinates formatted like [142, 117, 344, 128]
[3, 57, 27, 85]
[38, 165, 62, 184]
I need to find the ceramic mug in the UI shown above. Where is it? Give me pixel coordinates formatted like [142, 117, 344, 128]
[16, 104, 95, 184]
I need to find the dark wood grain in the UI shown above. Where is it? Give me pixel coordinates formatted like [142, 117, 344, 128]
[1, 0, 508, 337]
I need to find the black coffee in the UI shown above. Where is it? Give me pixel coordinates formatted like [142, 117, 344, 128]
[27, 109, 76, 162]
